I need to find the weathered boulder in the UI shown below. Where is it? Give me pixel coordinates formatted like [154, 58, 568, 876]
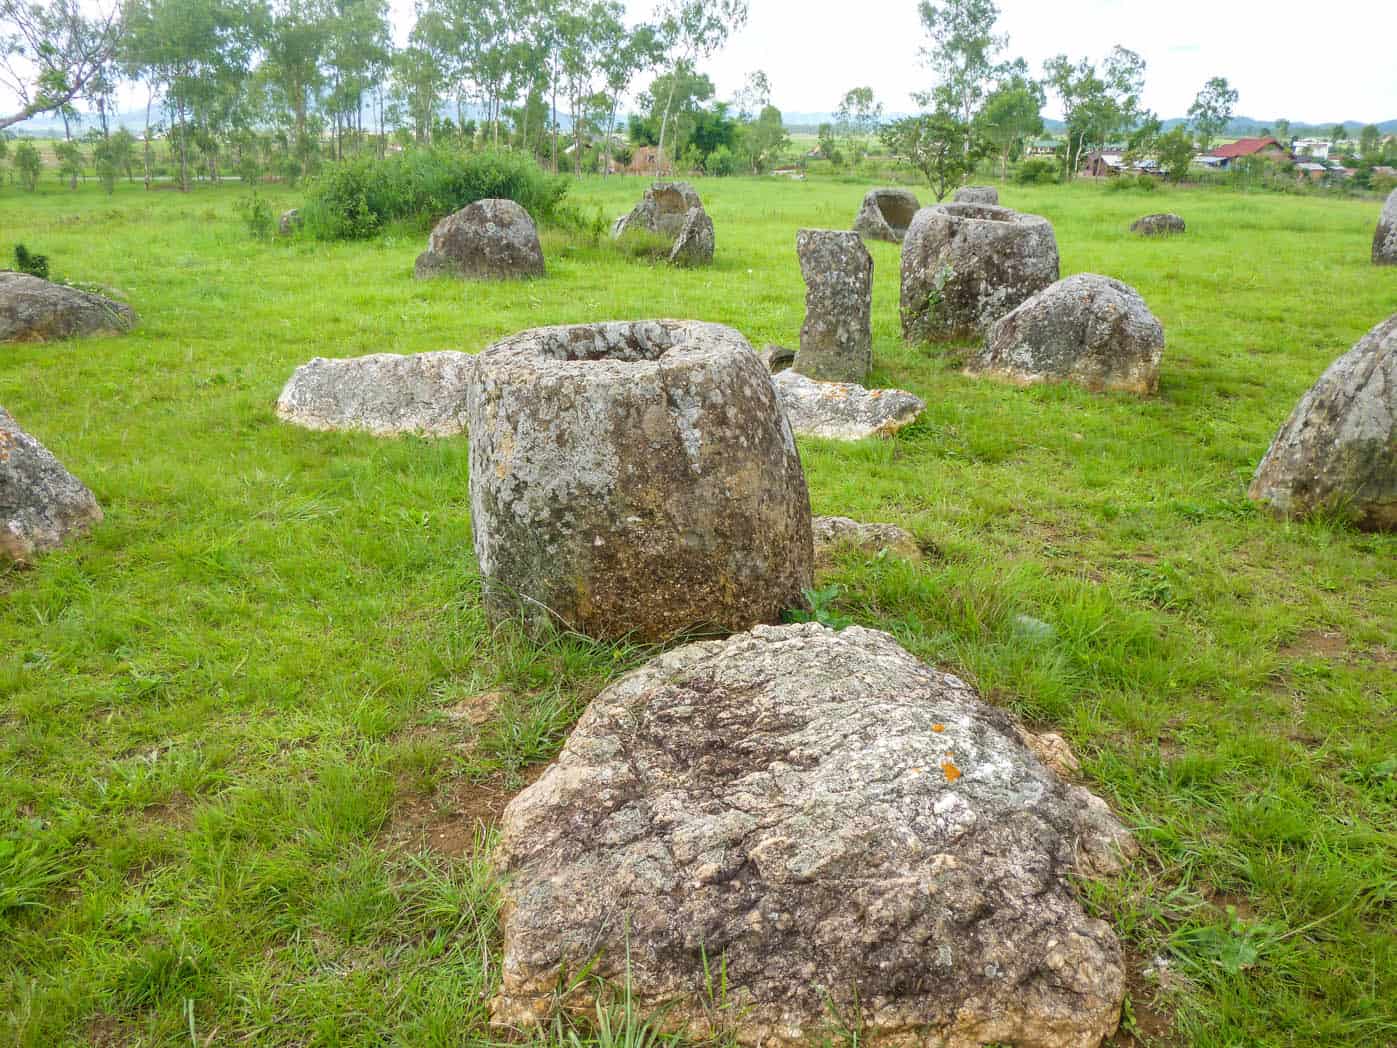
[757, 344, 796, 373]
[793, 229, 873, 383]
[852, 188, 921, 243]
[0, 272, 136, 343]
[773, 370, 924, 440]
[1373, 189, 1397, 265]
[812, 514, 920, 563]
[1130, 212, 1185, 237]
[413, 198, 545, 280]
[1248, 313, 1397, 530]
[278, 208, 302, 235]
[900, 203, 1060, 342]
[953, 185, 999, 205]
[969, 273, 1166, 395]
[1, 408, 103, 563]
[493, 622, 1136, 1047]
[275, 351, 474, 436]
[466, 321, 812, 641]
[669, 206, 715, 266]
[613, 181, 705, 240]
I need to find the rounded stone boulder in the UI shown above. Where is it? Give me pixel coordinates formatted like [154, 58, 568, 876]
[492, 622, 1136, 1047]
[1, 272, 137, 343]
[1373, 188, 1397, 266]
[2, 407, 103, 564]
[466, 320, 813, 641]
[1131, 212, 1186, 237]
[1248, 312, 1397, 530]
[900, 202, 1060, 342]
[953, 184, 999, 204]
[413, 198, 545, 280]
[970, 273, 1166, 395]
[852, 187, 921, 243]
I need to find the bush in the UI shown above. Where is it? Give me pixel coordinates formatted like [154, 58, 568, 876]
[300, 148, 569, 240]
[1015, 158, 1058, 185]
[235, 192, 276, 241]
[13, 244, 49, 280]
[704, 145, 736, 177]
[1104, 173, 1159, 192]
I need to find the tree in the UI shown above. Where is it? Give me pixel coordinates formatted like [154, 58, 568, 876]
[0, 0, 123, 131]
[652, 0, 748, 171]
[13, 137, 40, 188]
[743, 102, 787, 172]
[1274, 117, 1291, 144]
[916, 0, 1006, 129]
[1155, 126, 1194, 182]
[1187, 76, 1237, 153]
[880, 112, 986, 200]
[1329, 123, 1347, 144]
[816, 121, 842, 166]
[1360, 124, 1381, 159]
[599, 21, 662, 175]
[835, 86, 882, 160]
[51, 136, 81, 187]
[975, 74, 1042, 178]
[731, 68, 769, 121]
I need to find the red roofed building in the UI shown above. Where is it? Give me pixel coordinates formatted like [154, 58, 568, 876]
[1206, 136, 1292, 168]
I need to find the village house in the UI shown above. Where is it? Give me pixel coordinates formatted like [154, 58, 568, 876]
[1204, 136, 1292, 169]
[627, 145, 673, 177]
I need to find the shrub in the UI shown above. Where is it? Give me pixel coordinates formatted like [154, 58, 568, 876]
[704, 145, 736, 177]
[300, 147, 569, 241]
[235, 192, 276, 241]
[13, 244, 49, 279]
[13, 141, 42, 191]
[1015, 158, 1058, 185]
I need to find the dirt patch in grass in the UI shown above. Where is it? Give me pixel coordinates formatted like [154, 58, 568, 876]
[1279, 630, 1347, 659]
[381, 764, 547, 859]
[1107, 949, 1179, 1046]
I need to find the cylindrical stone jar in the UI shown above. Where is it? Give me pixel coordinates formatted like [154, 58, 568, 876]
[900, 203, 1060, 342]
[466, 320, 814, 641]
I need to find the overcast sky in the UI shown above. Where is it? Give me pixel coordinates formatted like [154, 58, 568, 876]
[610, 0, 1397, 123]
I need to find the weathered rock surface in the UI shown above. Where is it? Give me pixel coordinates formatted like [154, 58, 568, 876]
[812, 514, 920, 563]
[793, 229, 873, 383]
[413, 198, 545, 280]
[0, 272, 137, 342]
[669, 206, 715, 266]
[901, 203, 1060, 342]
[852, 188, 921, 243]
[1248, 312, 1397, 530]
[1130, 213, 1185, 237]
[1373, 189, 1397, 265]
[970, 273, 1166, 395]
[275, 351, 474, 436]
[773, 370, 924, 440]
[493, 622, 1136, 1048]
[278, 208, 302, 235]
[613, 181, 705, 240]
[466, 321, 812, 640]
[1, 408, 103, 563]
[758, 344, 796, 373]
[953, 185, 999, 205]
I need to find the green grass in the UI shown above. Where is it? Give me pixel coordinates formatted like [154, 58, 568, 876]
[2, 174, 1395, 1047]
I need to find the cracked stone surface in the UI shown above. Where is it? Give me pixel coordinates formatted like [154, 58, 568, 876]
[773, 370, 924, 440]
[275, 351, 474, 436]
[852, 188, 921, 243]
[2, 407, 103, 563]
[970, 273, 1166, 395]
[900, 203, 1059, 343]
[812, 514, 920, 563]
[613, 183, 714, 265]
[466, 321, 812, 640]
[413, 198, 545, 280]
[1374, 189, 1397, 265]
[1, 272, 137, 342]
[1249, 312, 1397, 530]
[794, 229, 873, 383]
[669, 206, 715, 266]
[953, 185, 999, 205]
[492, 622, 1136, 1048]
[1130, 213, 1185, 237]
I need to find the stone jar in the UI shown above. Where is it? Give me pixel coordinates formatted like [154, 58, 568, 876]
[466, 320, 813, 641]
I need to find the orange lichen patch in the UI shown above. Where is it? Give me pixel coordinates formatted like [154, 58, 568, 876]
[941, 760, 961, 783]
[932, 723, 946, 733]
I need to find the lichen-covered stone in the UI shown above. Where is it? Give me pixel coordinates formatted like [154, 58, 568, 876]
[466, 321, 812, 641]
[669, 206, 715, 266]
[413, 198, 545, 280]
[812, 514, 920, 563]
[953, 185, 999, 205]
[1130, 213, 1185, 237]
[757, 344, 795, 373]
[900, 203, 1059, 343]
[2, 407, 103, 563]
[492, 622, 1136, 1047]
[852, 188, 921, 243]
[278, 208, 302, 235]
[970, 273, 1165, 395]
[1248, 312, 1397, 530]
[773, 370, 924, 440]
[275, 351, 473, 436]
[0, 272, 136, 342]
[1373, 189, 1397, 266]
[793, 229, 873, 383]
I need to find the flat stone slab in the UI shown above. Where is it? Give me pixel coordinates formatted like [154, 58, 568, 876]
[2, 407, 103, 563]
[493, 622, 1135, 1047]
[275, 351, 474, 436]
[773, 370, 924, 440]
[1, 272, 137, 342]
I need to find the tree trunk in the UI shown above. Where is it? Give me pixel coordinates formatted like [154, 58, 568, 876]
[657, 70, 680, 174]
[143, 92, 153, 190]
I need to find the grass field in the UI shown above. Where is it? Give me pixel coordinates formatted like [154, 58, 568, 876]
[1, 174, 1394, 1047]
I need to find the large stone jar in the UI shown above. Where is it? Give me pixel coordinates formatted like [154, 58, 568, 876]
[466, 320, 813, 641]
[900, 202, 1059, 342]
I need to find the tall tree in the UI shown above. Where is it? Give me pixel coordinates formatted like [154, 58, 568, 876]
[0, 0, 123, 130]
[1044, 47, 1147, 177]
[598, 19, 661, 175]
[652, 0, 747, 171]
[880, 112, 985, 200]
[835, 85, 883, 159]
[1187, 76, 1237, 153]
[1359, 124, 1381, 159]
[975, 72, 1041, 178]
[915, 0, 1006, 129]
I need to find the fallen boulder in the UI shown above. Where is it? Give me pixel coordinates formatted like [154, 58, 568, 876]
[493, 622, 1135, 1047]
[413, 198, 545, 280]
[852, 188, 921, 243]
[1248, 312, 1397, 530]
[669, 206, 715, 266]
[1130, 213, 1185, 237]
[793, 229, 873, 383]
[953, 185, 999, 204]
[970, 273, 1166, 395]
[2, 407, 103, 563]
[1374, 188, 1397, 266]
[275, 351, 474, 436]
[812, 514, 920, 563]
[773, 370, 924, 440]
[0, 272, 136, 342]
[900, 202, 1059, 342]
